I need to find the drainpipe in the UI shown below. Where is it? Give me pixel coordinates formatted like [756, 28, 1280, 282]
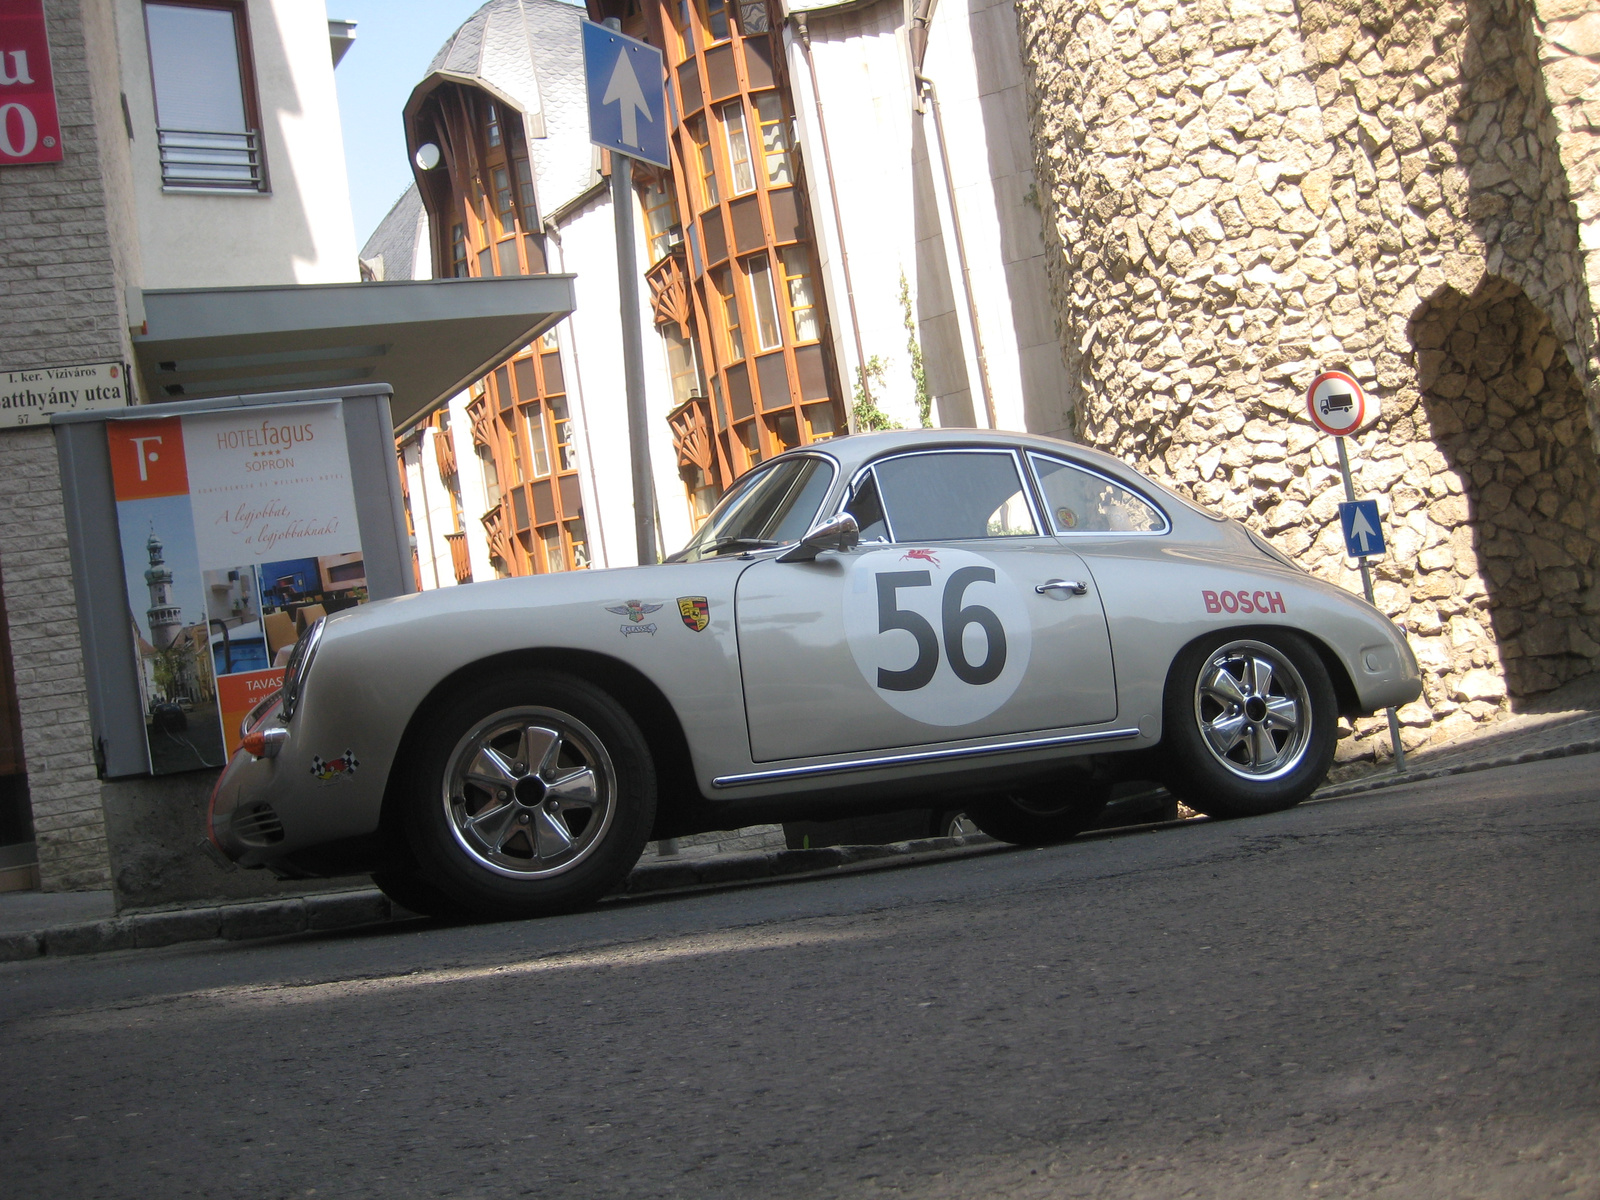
[411, 435, 443, 589]
[794, 15, 873, 426]
[544, 214, 610, 571]
[916, 73, 997, 429]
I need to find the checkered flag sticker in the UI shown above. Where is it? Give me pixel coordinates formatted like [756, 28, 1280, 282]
[310, 749, 359, 781]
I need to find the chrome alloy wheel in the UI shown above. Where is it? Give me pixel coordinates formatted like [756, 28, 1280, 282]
[442, 707, 616, 879]
[1192, 639, 1312, 781]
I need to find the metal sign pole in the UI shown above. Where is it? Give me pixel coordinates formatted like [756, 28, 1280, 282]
[611, 152, 657, 566]
[1335, 434, 1406, 772]
[587, 14, 662, 569]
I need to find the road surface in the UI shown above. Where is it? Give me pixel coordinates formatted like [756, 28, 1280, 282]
[2, 756, 1596, 1198]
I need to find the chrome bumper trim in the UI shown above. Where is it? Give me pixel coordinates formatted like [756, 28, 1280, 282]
[711, 727, 1144, 789]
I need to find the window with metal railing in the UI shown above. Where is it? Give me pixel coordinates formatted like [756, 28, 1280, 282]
[144, 2, 267, 192]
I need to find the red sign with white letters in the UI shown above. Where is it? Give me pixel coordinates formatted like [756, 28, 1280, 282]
[0, 0, 62, 165]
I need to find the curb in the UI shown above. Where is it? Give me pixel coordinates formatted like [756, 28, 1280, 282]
[1313, 736, 1600, 803]
[0, 835, 998, 964]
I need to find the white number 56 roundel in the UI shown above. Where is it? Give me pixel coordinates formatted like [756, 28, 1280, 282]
[843, 547, 1032, 726]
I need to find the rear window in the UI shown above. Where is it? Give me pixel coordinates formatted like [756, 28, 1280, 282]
[1027, 454, 1168, 534]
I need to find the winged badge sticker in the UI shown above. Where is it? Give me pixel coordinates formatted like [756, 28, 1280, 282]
[606, 600, 663, 636]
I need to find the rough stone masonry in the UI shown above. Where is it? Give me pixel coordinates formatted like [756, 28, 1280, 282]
[1014, 0, 1600, 761]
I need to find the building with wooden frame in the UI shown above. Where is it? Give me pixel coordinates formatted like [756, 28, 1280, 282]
[368, 0, 856, 588]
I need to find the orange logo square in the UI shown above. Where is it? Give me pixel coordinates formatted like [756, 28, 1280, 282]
[108, 417, 189, 500]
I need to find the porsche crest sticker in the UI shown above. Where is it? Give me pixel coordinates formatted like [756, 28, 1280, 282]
[677, 596, 710, 632]
[606, 600, 662, 635]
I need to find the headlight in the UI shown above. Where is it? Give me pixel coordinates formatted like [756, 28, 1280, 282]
[278, 617, 325, 722]
[239, 689, 282, 738]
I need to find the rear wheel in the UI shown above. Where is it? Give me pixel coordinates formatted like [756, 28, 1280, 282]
[932, 810, 980, 839]
[371, 868, 468, 920]
[1162, 631, 1337, 819]
[398, 671, 656, 920]
[964, 780, 1111, 846]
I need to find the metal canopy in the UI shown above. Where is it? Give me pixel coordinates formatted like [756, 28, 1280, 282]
[131, 275, 577, 431]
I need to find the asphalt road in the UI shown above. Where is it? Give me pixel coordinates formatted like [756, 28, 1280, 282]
[2, 756, 1597, 1199]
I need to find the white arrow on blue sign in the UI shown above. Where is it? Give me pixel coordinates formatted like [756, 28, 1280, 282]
[582, 21, 669, 170]
[1338, 499, 1386, 558]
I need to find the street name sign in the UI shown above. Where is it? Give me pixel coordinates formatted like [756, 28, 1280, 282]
[582, 20, 668, 169]
[1306, 368, 1377, 437]
[1, 361, 128, 428]
[1338, 498, 1386, 558]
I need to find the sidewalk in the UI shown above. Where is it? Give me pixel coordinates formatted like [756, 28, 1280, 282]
[1320, 671, 1600, 799]
[5, 675, 1597, 963]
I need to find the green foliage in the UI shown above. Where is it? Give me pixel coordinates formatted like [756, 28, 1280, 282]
[852, 356, 900, 432]
[899, 273, 932, 428]
[151, 645, 186, 702]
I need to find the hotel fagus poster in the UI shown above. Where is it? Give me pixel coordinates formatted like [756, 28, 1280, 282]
[107, 404, 369, 774]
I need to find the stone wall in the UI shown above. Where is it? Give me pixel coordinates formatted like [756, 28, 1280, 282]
[1532, 0, 1600, 352]
[1014, 0, 1600, 760]
[0, 0, 136, 889]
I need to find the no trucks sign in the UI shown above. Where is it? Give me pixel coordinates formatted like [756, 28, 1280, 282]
[1305, 369, 1378, 437]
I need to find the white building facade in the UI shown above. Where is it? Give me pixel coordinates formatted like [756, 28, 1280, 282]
[783, 0, 1072, 438]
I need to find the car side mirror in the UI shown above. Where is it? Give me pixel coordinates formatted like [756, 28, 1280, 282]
[777, 512, 860, 562]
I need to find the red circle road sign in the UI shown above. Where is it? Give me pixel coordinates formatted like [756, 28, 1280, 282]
[1305, 369, 1373, 436]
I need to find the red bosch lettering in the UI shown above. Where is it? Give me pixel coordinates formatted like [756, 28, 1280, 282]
[1204, 587, 1289, 615]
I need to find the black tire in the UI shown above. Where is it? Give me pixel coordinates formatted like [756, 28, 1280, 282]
[963, 780, 1111, 846]
[398, 670, 656, 920]
[1161, 629, 1337, 819]
[371, 868, 470, 920]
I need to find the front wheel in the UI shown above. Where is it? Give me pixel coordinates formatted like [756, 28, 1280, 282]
[1161, 631, 1337, 819]
[398, 671, 656, 920]
[963, 780, 1111, 846]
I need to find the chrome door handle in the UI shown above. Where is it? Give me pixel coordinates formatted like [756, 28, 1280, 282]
[1036, 579, 1088, 596]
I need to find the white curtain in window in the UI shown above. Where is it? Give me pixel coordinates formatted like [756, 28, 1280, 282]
[145, 4, 247, 132]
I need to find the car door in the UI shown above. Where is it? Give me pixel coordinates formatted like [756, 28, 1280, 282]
[735, 448, 1118, 762]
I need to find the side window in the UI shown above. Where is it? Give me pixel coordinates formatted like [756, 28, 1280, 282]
[873, 452, 1039, 542]
[1029, 454, 1167, 534]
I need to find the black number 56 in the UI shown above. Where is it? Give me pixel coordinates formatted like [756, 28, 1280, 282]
[875, 568, 1007, 691]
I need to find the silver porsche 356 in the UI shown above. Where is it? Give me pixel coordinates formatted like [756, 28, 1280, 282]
[210, 429, 1420, 919]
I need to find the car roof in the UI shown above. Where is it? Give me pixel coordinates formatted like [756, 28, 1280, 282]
[777, 427, 1152, 484]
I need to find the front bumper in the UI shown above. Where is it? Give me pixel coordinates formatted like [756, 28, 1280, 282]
[209, 728, 295, 867]
[208, 709, 387, 870]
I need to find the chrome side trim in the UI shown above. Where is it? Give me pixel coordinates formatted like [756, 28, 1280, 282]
[711, 727, 1144, 789]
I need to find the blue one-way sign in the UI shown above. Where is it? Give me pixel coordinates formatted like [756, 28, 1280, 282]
[1338, 499, 1386, 558]
[582, 21, 668, 169]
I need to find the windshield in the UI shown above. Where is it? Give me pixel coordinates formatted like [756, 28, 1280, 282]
[669, 455, 837, 561]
